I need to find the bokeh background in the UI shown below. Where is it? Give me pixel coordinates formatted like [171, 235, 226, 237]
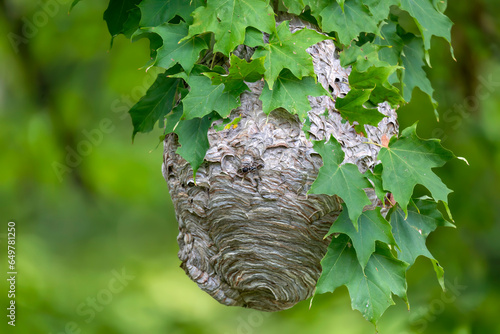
[1, 1, 499, 333]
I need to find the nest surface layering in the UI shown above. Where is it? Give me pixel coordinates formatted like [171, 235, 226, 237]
[162, 17, 399, 312]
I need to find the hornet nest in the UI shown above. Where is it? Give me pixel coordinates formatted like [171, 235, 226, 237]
[162, 15, 398, 312]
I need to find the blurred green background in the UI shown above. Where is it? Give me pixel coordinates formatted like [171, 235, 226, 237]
[0, 1, 499, 333]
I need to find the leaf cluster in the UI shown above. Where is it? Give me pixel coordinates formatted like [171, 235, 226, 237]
[311, 128, 456, 324]
[99, 0, 459, 325]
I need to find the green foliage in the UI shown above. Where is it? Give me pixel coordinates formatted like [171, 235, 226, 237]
[260, 70, 328, 121]
[128, 71, 182, 140]
[186, 0, 276, 55]
[400, 0, 454, 55]
[146, 22, 209, 73]
[320, 0, 380, 45]
[174, 108, 219, 176]
[309, 136, 372, 225]
[378, 123, 455, 214]
[316, 198, 455, 324]
[400, 36, 439, 115]
[389, 198, 455, 289]
[316, 233, 408, 324]
[172, 71, 240, 119]
[334, 89, 385, 135]
[327, 205, 396, 268]
[338, 42, 403, 134]
[207, 55, 266, 95]
[103, 0, 141, 42]
[102, 0, 458, 326]
[252, 21, 330, 89]
[138, 0, 205, 27]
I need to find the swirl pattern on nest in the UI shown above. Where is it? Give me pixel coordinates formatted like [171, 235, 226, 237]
[162, 16, 398, 312]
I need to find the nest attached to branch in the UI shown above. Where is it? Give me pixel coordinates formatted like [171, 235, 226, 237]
[162, 15, 398, 312]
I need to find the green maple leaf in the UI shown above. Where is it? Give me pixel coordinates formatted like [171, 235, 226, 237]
[138, 0, 205, 27]
[373, 21, 404, 68]
[175, 72, 240, 119]
[243, 27, 266, 47]
[253, 21, 330, 89]
[207, 55, 265, 95]
[363, 0, 400, 22]
[370, 84, 405, 107]
[334, 89, 386, 135]
[282, 0, 306, 14]
[175, 108, 219, 176]
[164, 104, 183, 135]
[373, 21, 404, 84]
[260, 70, 329, 121]
[348, 242, 408, 324]
[103, 0, 141, 43]
[433, 0, 447, 13]
[129, 72, 183, 140]
[186, 0, 275, 55]
[222, 55, 266, 83]
[316, 234, 408, 324]
[340, 42, 390, 71]
[377, 123, 455, 214]
[364, 164, 386, 201]
[340, 42, 404, 108]
[316, 234, 358, 295]
[400, 0, 453, 53]
[131, 30, 164, 69]
[390, 199, 454, 289]
[319, 0, 379, 45]
[122, 7, 141, 39]
[327, 205, 396, 267]
[349, 65, 399, 89]
[146, 22, 208, 73]
[349, 64, 404, 108]
[401, 36, 438, 114]
[301, 0, 330, 24]
[308, 136, 372, 224]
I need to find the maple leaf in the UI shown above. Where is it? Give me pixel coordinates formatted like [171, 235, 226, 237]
[186, 0, 276, 55]
[145, 22, 208, 73]
[316, 234, 408, 324]
[129, 72, 183, 140]
[103, 0, 141, 43]
[174, 68, 242, 119]
[401, 36, 439, 114]
[308, 136, 372, 224]
[349, 64, 399, 89]
[319, 0, 379, 45]
[252, 21, 330, 89]
[340, 42, 390, 71]
[334, 89, 385, 135]
[339, 41, 404, 111]
[138, 0, 205, 27]
[363, 0, 400, 22]
[207, 55, 265, 96]
[390, 199, 455, 289]
[327, 205, 396, 267]
[175, 108, 219, 176]
[365, 164, 386, 201]
[282, 0, 306, 14]
[260, 70, 329, 121]
[243, 27, 266, 47]
[373, 20, 404, 69]
[400, 0, 453, 54]
[377, 123, 455, 214]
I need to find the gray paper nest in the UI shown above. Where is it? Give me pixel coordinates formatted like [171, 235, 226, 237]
[162, 15, 398, 312]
